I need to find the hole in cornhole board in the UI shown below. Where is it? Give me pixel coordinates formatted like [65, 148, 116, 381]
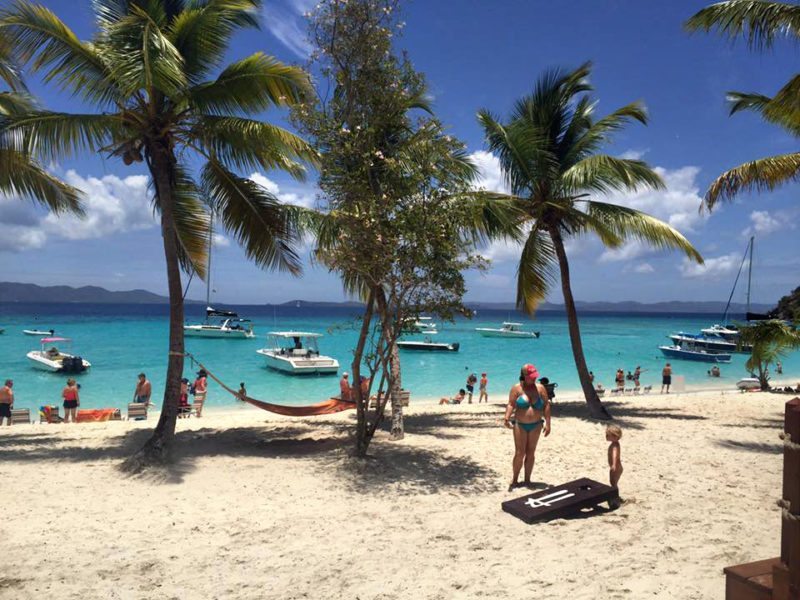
[501, 477, 619, 524]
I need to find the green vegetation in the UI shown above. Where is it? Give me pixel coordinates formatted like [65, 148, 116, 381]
[687, 1, 800, 209]
[738, 319, 800, 389]
[0, 0, 315, 467]
[770, 286, 800, 321]
[476, 64, 703, 419]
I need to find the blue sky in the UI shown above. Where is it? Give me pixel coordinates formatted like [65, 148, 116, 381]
[0, 0, 798, 306]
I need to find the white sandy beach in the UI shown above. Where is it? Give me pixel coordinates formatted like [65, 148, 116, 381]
[0, 386, 794, 600]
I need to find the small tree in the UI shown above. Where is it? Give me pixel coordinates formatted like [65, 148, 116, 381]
[738, 319, 800, 390]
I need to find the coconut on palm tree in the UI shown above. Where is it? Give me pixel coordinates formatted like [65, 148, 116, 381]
[0, 0, 316, 466]
[687, 0, 800, 209]
[477, 63, 703, 419]
[0, 33, 82, 216]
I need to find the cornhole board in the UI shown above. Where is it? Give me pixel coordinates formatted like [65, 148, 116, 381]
[501, 477, 618, 524]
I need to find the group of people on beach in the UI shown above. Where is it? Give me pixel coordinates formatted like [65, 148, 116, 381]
[439, 372, 489, 404]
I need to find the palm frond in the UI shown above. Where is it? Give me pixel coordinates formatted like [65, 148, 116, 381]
[201, 159, 303, 274]
[704, 152, 800, 209]
[168, 166, 210, 278]
[562, 154, 664, 195]
[686, 0, 800, 49]
[564, 102, 649, 165]
[0, 33, 26, 91]
[516, 226, 558, 315]
[0, 2, 115, 104]
[447, 191, 527, 246]
[585, 200, 704, 263]
[727, 77, 800, 136]
[0, 91, 37, 116]
[0, 147, 83, 214]
[195, 115, 317, 177]
[190, 52, 311, 115]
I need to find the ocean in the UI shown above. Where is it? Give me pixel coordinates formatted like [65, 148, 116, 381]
[1, 302, 797, 413]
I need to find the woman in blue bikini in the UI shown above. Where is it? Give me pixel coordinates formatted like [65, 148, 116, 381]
[504, 363, 551, 491]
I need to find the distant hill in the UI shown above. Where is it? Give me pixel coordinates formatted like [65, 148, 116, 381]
[769, 286, 800, 321]
[0, 282, 173, 304]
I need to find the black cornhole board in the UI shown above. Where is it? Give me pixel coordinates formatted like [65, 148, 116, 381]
[501, 477, 618, 524]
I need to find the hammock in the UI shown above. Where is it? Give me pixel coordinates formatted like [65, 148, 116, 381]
[185, 353, 356, 417]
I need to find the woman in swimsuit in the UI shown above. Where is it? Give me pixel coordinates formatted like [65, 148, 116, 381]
[504, 363, 551, 491]
[62, 378, 80, 423]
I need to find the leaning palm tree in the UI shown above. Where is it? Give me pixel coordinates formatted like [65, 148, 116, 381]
[0, 33, 82, 216]
[738, 319, 800, 390]
[0, 0, 316, 467]
[477, 63, 703, 418]
[687, 1, 800, 209]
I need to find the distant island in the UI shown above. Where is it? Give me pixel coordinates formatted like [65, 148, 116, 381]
[0, 282, 774, 314]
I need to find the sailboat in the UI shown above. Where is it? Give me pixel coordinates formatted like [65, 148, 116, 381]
[700, 236, 756, 341]
[184, 216, 255, 339]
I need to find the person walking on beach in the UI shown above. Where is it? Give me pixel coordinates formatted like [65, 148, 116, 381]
[193, 370, 207, 417]
[478, 373, 488, 403]
[504, 364, 551, 491]
[633, 366, 641, 388]
[606, 425, 623, 509]
[62, 378, 79, 423]
[339, 372, 352, 402]
[0, 379, 13, 426]
[133, 373, 151, 405]
[466, 373, 478, 403]
[661, 363, 672, 394]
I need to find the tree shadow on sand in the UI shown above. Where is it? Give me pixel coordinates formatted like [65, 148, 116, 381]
[547, 400, 708, 431]
[376, 409, 504, 439]
[714, 438, 783, 454]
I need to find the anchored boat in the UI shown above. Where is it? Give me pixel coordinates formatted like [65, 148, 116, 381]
[24, 328, 55, 336]
[27, 337, 91, 372]
[658, 345, 731, 363]
[475, 322, 540, 339]
[668, 332, 750, 353]
[184, 307, 255, 339]
[397, 336, 460, 352]
[257, 332, 339, 375]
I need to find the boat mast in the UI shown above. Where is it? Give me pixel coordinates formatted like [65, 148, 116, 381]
[205, 213, 213, 320]
[721, 237, 752, 324]
[746, 235, 753, 314]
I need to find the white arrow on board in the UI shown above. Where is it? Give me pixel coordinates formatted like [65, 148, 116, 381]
[523, 489, 575, 509]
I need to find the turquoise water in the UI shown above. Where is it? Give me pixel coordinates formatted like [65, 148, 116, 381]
[1, 303, 797, 412]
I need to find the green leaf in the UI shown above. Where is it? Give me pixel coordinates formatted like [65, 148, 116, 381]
[704, 152, 800, 209]
[0, 147, 83, 214]
[516, 226, 558, 314]
[686, 0, 800, 49]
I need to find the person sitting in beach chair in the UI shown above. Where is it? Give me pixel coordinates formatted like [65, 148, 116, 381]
[178, 378, 191, 417]
[439, 389, 466, 405]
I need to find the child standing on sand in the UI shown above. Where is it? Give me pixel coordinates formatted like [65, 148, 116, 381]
[606, 425, 623, 508]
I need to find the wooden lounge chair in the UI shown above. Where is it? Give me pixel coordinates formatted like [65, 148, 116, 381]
[642, 385, 652, 394]
[127, 402, 148, 421]
[10, 408, 30, 424]
[39, 405, 62, 423]
[595, 388, 606, 397]
[370, 389, 410, 408]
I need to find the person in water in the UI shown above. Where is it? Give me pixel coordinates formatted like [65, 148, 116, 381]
[62, 378, 80, 423]
[504, 364, 551, 491]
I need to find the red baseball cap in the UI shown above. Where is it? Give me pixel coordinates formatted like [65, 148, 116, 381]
[523, 364, 540, 379]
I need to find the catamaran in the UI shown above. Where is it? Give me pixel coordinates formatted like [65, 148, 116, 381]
[183, 215, 255, 339]
[27, 337, 91, 372]
[475, 322, 540, 339]
[257, 332, 339, 375]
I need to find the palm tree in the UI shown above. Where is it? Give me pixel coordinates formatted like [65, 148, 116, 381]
[686, 1, 800, 209]
[737, 319, 800, 390]
[0, 34, 82, 215]
[0, 0, 316, 467]
[477, 63, 703, 419]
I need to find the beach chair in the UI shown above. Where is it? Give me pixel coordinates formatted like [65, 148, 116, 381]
[595, 388, 606, 398]
[10, 408, 30, 424]
[191, 396, 205, 417]
[642, 385, 652, 394]
[370, 389, 410, 409]
[39, 405, 62, 423]
[127, 402, 148, 421]
[633, 386, 641, 395]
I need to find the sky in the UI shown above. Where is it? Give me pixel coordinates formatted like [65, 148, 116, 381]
[0, 0, 798, 306]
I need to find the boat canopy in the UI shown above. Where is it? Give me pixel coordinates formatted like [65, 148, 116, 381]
[267, 331, 323, 338]
[503, 322, 523, 326]
[41, 337, 69, 343]
[207, 307, 239, 318]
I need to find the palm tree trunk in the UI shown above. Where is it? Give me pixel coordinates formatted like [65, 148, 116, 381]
[388, 340, 403, 440]
[548, 226, 611, 420]
[121, 142, 184, 471]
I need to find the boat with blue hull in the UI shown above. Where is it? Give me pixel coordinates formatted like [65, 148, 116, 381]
[659, 345, 731, 363]
[668, 332, 751, 353]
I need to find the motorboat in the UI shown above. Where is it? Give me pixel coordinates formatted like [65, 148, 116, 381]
[24, 328, 55, 336]
[475, 322, 540, 338]
[700, 324, 740, 341]
[27, 337, 91, 372]
[408, 316, 438, 334]
[668, 333, 751, 353]
[184, 307, 255, 339]
[397, 336, 459, 352]
[658, 345, 731, 363]
[257, 332, 339, 375]
[736, 377, 761, 390]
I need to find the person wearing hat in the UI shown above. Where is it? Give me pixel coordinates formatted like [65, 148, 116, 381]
[503, 363, 551, 491]
[339, 372, 352, 402]
[193, 369, 207, 417]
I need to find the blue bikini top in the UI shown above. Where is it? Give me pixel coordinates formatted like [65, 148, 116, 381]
[515, 391, 544, 411]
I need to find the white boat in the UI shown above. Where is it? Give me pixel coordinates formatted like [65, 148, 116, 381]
[27, 337, 91, 373]
[257, 332, 339, 375]
[700, 324, 740, 341]
[475, 322, 540, 338]
[658, 344, 731, 363]
[736, 377, 761, 390]
[397, 336, 460, 352]
[184, 307, 255, 339]
[408, 316, 438, 334]
[24, 328, 55, 336]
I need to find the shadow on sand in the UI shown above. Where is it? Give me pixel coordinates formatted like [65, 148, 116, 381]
[546, 400, 708, 431]
[714, 438, 783, 455]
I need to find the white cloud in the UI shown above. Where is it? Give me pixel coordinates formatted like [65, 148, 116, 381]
[469, 150, 510, 194]
[631, 262, 655, 274]
[248, 172, 316, 208]
[679, 252, 744, 279]
[212, 233, 230, 248]
[619, 149, 648, 160]
[263, 0, 314, 59]
[742, 210, 789, 237]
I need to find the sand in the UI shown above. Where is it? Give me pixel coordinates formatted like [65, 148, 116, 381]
[0, 387, 792, 600]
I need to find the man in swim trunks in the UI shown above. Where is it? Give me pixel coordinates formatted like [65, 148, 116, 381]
[465, 373, 477, 403]
[133, 373, 151, 405]
[661, 363, 672, 394]
[0, 379, 14, 426]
